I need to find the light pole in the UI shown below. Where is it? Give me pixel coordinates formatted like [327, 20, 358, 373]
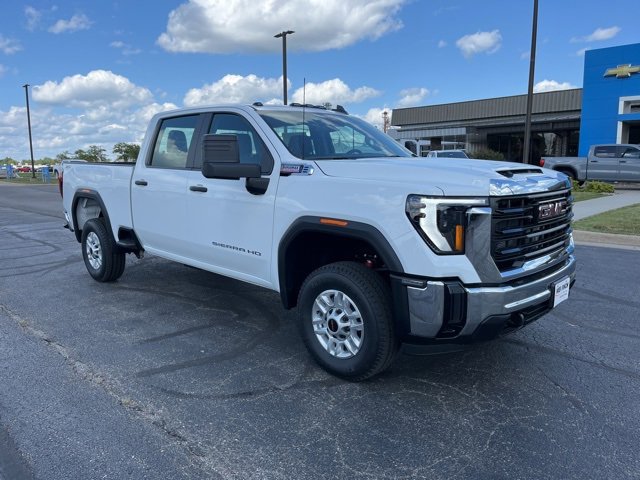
[274, 30, 294, 105]
[522, 0, 538, 164]
[23, 84, 36, 178]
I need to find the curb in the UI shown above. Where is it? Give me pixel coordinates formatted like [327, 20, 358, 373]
[573, 230, 640, 251]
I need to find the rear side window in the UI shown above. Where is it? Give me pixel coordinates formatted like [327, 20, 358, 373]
[208, 114, 274, 174]
[593, 146, 617, 158]
[150, 115, 199, 169]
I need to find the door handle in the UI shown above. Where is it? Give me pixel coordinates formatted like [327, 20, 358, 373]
[619, 160, 627, 163]
[589, 160, 598, 163]
[134, 179, 148, 186]
[189, 185, 208, 192]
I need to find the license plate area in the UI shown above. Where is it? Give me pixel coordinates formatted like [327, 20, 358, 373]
[551, 276, 570, 307]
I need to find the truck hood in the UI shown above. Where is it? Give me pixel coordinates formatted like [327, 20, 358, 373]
[314, 158, 571, 197]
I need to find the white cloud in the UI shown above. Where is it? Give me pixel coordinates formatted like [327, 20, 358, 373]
[291, 78, 380, 105]
[360, 107, 392, 130]
[0, 70, 169, 161]
[157, 0, 406, 53]
[48, 13, 92, 34]
[456, 30, 502, 58]
[0, 35, 22, 55]
[184, 74, 284, 106]
[110, 40, 142, 56]
[571, 26, 621, 43]
[0, 64, 6, 77]
[533, 79, 577, 93]
[32, 70, 153, 108]
[576, 48, 588, 57]
[397, 87, 429, 107]
[25, 6, 42, 31]
[437, 40, 447, 48]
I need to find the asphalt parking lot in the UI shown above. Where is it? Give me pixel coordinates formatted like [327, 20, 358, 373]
[1, 184, 639, 479]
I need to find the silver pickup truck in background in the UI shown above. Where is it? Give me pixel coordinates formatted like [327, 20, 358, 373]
[540, 144, 640, 182]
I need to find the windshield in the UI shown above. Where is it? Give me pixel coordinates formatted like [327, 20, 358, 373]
[258, 109, 412, 160]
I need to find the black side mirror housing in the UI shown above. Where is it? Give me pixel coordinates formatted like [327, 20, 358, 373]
[202, 134, 260, 179]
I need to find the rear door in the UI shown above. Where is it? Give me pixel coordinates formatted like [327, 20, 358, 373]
[185, 110, 279, 287]
[131, 114, 201, 258]
[588, 146, 619, 181]
[618, 146, 640, 182]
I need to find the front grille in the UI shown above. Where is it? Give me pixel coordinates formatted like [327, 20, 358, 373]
[490, 189, 573, 272]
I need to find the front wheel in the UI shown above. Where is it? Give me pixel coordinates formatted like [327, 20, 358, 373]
[297, 261, 398, 381]
[81, 218, 126, 282]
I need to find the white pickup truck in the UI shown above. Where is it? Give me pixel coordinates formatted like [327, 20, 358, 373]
[62, 104, 576, 380]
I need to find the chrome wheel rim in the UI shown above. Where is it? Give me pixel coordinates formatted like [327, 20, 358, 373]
[312, 290, 364, 359]
[85, 232, 102, 270]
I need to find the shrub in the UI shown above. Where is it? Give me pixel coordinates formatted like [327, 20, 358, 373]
[469, 148, 505, 161]
[572, 179, 614, 193]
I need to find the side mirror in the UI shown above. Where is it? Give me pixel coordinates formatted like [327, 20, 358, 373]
[202, 134, 260, 179]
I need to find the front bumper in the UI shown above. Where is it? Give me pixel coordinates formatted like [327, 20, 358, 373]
[392, 254, 576, 346]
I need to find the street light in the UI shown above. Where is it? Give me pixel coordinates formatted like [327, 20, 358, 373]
[23, 84, 36, 178]
[274, 30, 294, 105]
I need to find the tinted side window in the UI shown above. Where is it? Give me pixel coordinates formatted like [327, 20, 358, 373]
[150, 115, 199, 169]
[594, 146, 617, 158]
[622, 147, 640, 159]
[209, 114, 274, 174]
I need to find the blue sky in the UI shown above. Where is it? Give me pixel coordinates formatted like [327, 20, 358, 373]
[0, 0, 637, 160]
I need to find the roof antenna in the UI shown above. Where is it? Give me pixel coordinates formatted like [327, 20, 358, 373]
[302, 77, 306, 160]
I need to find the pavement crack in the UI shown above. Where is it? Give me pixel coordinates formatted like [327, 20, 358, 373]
[0, 303, 216, 476]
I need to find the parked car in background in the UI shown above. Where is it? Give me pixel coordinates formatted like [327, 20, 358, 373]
[16, 166, 32, 173]
[425, 149, 470, 159]
[540, 144, 640, 182]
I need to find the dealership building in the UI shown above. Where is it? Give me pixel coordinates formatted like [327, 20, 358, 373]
[389, 42, 640, 163]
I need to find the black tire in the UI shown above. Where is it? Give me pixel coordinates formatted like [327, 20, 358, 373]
[297, 261, 398, 381]
[81, 218, 126, 282]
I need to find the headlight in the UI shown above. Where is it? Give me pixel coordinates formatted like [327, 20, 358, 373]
[406, 195, 488, 254]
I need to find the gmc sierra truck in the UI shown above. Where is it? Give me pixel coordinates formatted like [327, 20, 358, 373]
[540, 144, 640, 182]
[62, 104, 576, 380]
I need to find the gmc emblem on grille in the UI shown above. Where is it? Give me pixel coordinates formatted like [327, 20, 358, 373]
[538, 200, 567, 220]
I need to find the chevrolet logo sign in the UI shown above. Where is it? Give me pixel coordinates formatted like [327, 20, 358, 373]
[604, 64, 640, 78]
[538, 200, 568, 221]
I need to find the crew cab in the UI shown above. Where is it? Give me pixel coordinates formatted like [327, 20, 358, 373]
[540, 144, 640, 182]
[62, 104, 576, 380]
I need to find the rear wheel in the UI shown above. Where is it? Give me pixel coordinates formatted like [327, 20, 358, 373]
[81, 218, 126, 282]
[297, 261, 398, 381]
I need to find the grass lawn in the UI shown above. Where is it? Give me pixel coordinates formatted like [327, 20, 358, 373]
[1, 174, 57, 185]
[572, 191, 608, 202]
[573, 203, 640, 236]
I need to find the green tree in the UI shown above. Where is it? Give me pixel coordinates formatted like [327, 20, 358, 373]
[75, 145, 108, 162]
[56, 151, 71, 161]
[113, 142, 141, 162]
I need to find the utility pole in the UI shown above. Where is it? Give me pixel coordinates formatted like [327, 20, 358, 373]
[274, 30, 294, 105]
[522, 0, 538, 164]
[23, 84, 36, 178]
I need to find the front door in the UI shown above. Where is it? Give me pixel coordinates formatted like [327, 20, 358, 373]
[185, 110, 278, 288]
[619, 146, 640, 182]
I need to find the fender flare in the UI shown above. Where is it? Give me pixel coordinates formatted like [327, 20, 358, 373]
[71, 190, 114, 243]
[277, 216, 404, 308]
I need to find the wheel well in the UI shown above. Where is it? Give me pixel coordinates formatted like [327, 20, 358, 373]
[554, 166, 576, 179]
[73, 196, 105, 242]
[280, 232, 390, 309]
